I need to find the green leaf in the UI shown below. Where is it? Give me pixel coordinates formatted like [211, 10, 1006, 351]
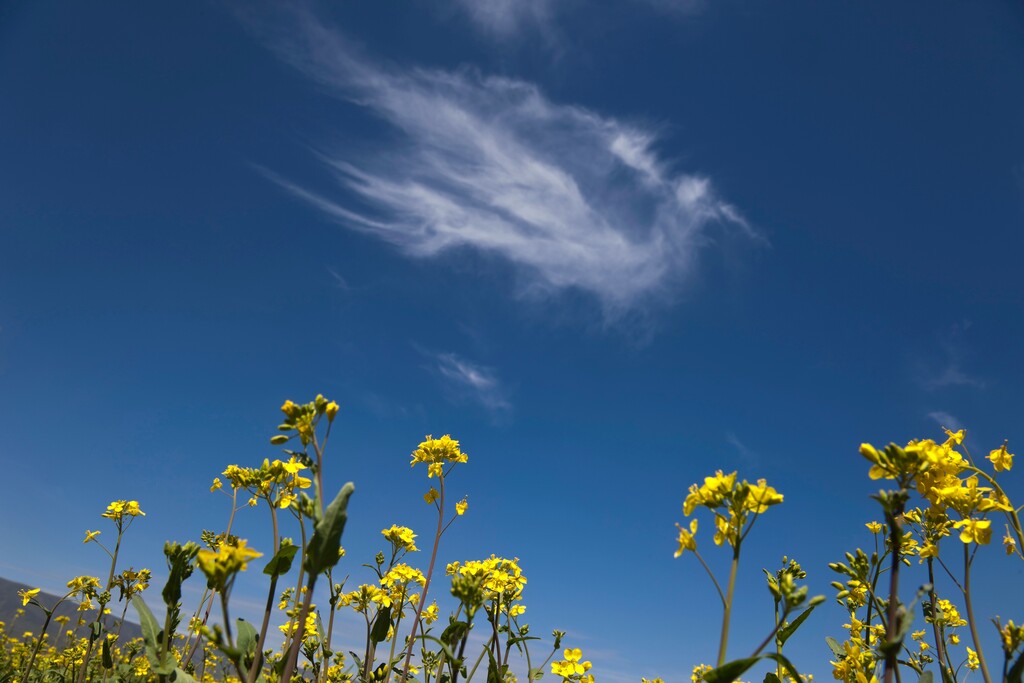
[370, 605, 392, 644]
[530, 669, 545, 681]
[485, 650, 508, 683]
[263, 541, 299, 577]
[440, 620, 470, 647]
[761, 654, 802, 683]
[236, 617, 258, 664]
[703, 657, 761, 683]
[132, 595, 176, 675]
[778, 601, 820, 646]
[1008, 647, 1024, 683]
[412, 634, 460, 664]
[880, 606, 915, 656]
[917, 672, 933, 683]
[763, 673, 782, 683]
[825, 636, 845, 659]
[170, 667, 201, 683]
[305, 483, 356, 575]
[102, 637, 113, 669]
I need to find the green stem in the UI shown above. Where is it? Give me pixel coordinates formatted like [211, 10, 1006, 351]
[883, 502, 904, 683]
[22, 607, 56, 682]
[717, 548, 740, 667]
[248, 505, 282, 683]
[692, 550, 727, 608]
[925, 559, 953, 683]
[383, 594, 406, 683]
[280, 574, 318, 683]
[399, 474, 446, 683]
[963, 543, 992, 683]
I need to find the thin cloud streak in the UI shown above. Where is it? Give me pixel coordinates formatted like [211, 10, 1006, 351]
[453, 0, 554, 38]
[267, 14, 758, 319]
[927, 411, 963, 431]
[434, 352, 511, 413]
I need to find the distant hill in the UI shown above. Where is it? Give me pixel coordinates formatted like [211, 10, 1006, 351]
[0, 576, 142, 642]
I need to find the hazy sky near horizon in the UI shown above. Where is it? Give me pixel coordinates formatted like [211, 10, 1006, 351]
[2, 2, 1024, 681]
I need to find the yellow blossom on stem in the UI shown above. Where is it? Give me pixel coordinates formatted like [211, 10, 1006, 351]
[988, 442, 1014, 472]
[19, 588, 40, 606]
[410, 434, 468, 468]
[551, 648, 592, 681]
[382, 525, 419, 552]
[691, 665, 713, 683]
[101, 500, 145, 521]
[953, 518, 992, 545]
[196, 539, 263, 590]
[674, 518, 698, 557]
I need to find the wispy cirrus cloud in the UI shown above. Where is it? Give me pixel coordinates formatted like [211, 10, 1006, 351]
[927, 411, 963, 431]
[917, 322, 986, 390]
[432, 352, 511, 414]
[264, 13, 757, 319]
[452, 0, 555, 38]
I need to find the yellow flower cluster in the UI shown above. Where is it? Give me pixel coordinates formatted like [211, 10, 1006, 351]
[410, 435, 468, 471]
[219, 457, 312, 509]
[861, 429, 1016, 547]
[381, 525, 419, 553]
[196, 539, 263, 589]
[100, 500, 145, 522]
[551, 648, 593, 683]
[447, 556, 528, 616]
[678, 471, 783, 550]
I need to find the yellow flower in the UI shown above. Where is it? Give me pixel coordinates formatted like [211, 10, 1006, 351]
[674, 518, 698, 557]
[381, 525, 419, 552]
[1004, 528, 1018, 556]
[410, 435, 468, 468]
[744, 479, 784, 513]
[326, 401, 340, 421]
[691, 665, 713, 683]
[101, 500, 145, 521]
[953, 518, 992, 545]
[382, 563, 426, 588]
[423, 602, 440, 624]
[197, 539, 263, 589]
[865, 522, 883, 534]
[210, 478, 223, 492]
[943, 428, 966, 446]
[551, 648, 592, 680]
[19, 588, 40, 606]
[424, 487, 440, 504]
[83, 530, 101, 543]
[456, 499, 468, 516]
[988, 442, 1014, 472]
[966, 648, 979, 671]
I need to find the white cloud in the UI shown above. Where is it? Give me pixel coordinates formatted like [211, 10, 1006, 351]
[919, 323, 986, 390]
[434, 352, 511, 413]
[267, 15, 757, 319]
[925, 364, 986, 390]
[927, 411, 963, 431]
[725, 432, 758, 465]
[453, 0, 555, 38]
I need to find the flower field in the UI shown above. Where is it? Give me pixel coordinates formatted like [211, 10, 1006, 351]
[3, 395, 1022, 683]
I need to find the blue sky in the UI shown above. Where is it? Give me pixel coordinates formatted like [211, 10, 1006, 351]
[2, 2, 1024, 681]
